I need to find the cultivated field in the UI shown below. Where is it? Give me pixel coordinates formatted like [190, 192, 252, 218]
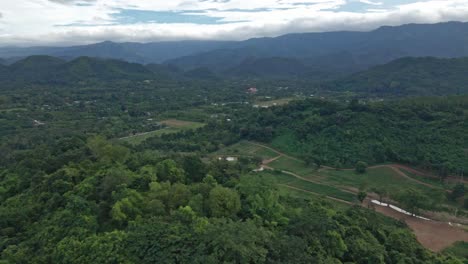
[121, 119, 204, 145]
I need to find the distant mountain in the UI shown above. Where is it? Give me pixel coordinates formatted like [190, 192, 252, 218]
[0, 41, 232, 64]
[167, 22, 468, 73]
[328, 57, 468, 96]
[0, 64, 9, 79]
[3, 22, 468, 72]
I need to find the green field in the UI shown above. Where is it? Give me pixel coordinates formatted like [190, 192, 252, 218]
[318, 167, 444, 197]
[268, 156, 319, 178]
[214, 141, 279, 160]
[398, 168, 454, 189]
[259, 171, 356, 202]
[121, 119, 204, 145]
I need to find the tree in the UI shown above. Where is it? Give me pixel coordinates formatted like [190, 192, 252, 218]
[208, 186, 241, 218]
[449, 183, 465, 202]
[52, 231, 131, 264]
[181, 155, 206, 183]
[438, 161, 452, 182]
[399, 189, 429, 216]
[87, 136, 129, 164]
[372, 187, 388, 203]
[355, 161, 368, 174]
[156, 159, 185, 183]
[357, 191, 367, 204]
[196, 219, 272, 263]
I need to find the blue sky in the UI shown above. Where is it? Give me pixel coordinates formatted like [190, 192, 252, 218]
[0, 0, 468, 46]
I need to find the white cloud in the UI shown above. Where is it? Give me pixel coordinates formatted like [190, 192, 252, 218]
[0, 0, 467, 46]
[359, 0, 383, 5]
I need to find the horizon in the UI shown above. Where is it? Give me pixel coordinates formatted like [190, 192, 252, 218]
[0, 20, 466, 49]
[1, 0, 468, 46]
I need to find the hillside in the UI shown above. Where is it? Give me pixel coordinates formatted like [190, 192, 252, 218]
[167, 22, 468, 72]
[328, 57, 468, 96]
[236, 97, 468, 173]
[63, 57, 154, 81]
[0, 56, 166, 85]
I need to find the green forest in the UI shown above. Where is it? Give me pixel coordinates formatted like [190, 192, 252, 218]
[1, 55, 467, 263]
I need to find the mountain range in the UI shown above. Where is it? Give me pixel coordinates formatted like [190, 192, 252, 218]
[0, 41, 231, 65]
[2, 54, 468, 97]
[1, 21, 468, 75]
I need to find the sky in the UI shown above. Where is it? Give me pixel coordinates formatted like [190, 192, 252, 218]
[0, 0, 468, 46]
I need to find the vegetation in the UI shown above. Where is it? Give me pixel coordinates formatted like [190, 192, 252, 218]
[240, 97, 468, 174]
[355, 161, 368, 174]
[0, 138, 463, 263]
[443, 242, 468, 259]
[0, 55, 467, 263]
[328, 57, 468, 96]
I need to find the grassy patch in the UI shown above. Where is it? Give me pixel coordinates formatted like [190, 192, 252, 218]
[399, 168, 454, 190]
[318, 167, 446, 201]
[121, 119, 204, 145]
[0, 107, 27, 113]
[260, 171, 356, 202]
[214, 141, 279, 160]
[268, 156, 318, 177]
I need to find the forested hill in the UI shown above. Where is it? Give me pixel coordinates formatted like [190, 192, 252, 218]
[0, 56, 163, 85]
[4, 55, 468, 98]
[327, 57, 468, 96]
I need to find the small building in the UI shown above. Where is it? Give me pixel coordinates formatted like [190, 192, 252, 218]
[218, 156, 238, 162]
[247, 87, 258, 94]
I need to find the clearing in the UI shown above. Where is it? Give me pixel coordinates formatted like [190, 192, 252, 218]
[120, 119, 204, 145]
[253, 97, 295, 108]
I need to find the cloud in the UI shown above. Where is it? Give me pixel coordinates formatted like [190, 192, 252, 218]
[359, 0, 383, 5]
[48, 0, 95, 4]
[0, 0, 467, 46]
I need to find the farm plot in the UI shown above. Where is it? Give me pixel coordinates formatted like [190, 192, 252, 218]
[213, 141, 279, 160]
[258, 171, 356, 203]
[121, 119, 204, 145]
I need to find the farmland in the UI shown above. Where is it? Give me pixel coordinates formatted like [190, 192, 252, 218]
[213, 140, 468, 251]
[120, 119, 204, 145]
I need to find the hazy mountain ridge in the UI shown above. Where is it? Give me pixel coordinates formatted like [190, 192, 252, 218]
[166, 22, 468, 72]
[0, 41, 233, 64]
[2, 22, 468, 70]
